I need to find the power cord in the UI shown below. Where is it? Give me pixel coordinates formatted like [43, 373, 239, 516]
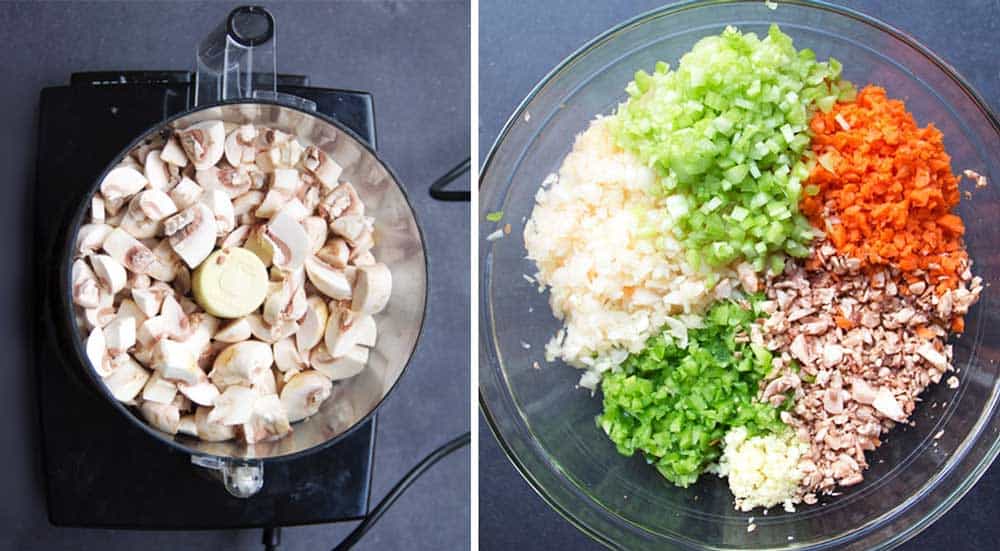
[260, 431, 471, 550]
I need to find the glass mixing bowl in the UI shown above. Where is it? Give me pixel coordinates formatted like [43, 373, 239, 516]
[479, 1, 1000, 548]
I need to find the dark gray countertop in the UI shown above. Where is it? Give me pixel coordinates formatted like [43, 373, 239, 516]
[1, 1, 469, 550]
[479, 1, 1000, 549]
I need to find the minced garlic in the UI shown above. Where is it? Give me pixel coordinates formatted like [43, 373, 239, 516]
[713, 427, 809, 512]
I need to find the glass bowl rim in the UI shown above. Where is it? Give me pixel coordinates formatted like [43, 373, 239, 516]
[478, 0, 1000, 548]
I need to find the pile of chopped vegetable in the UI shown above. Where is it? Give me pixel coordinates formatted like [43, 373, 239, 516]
[598, 297, 790, 487]
[522, 22, 984, 513]
[610, 24, 854, 270]
[800, 85, 967, 293]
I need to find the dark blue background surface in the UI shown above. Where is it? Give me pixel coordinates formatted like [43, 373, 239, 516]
[479, 1, 1000, 549]
[1, 1, 470, 550]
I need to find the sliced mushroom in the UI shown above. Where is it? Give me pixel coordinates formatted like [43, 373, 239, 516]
[102, 355, 150, 402]
[102, 227, 156, 274]
[77, 223, 112, 256]
[197, 164, 251, 198]
[209, 340, 273, 389]
[91, 196, 106, 222]
[255, 189, 292, 219]
[160, 295, 191, 340]
[177, 377, 221, 407]
[152, 338, 202, 385]
[232, 190, 265, 219]
[280, 370, 333, 423]
[136, 189, 178, 221]
[100, 166, 147, 203]
[242, 394, 292, 444]
[104, 315, 136, 356]
[136, 315, 170, 350]
[305, 256, 352, 300]
[330, 214, 373, 252]
[72, 258, 101, 308]
[296, 296, 328, 355]
[120, 197, 161, 239]
[246, 313, 297, 344]
[224, 124, 258, 166]
[90, 254, 127, 294]
[324, 307, 377, 358]
[203, 189, 236, 236]
[193, 405, 236, 441]
[169, 175, 203, 210]
[301, 185, 321, 213]
[316, 239, 349, 269]
[168, 203, 216, 268]
[274, 338, 307, 373]
[271, 168, 301, 194]
[220, 224, 251, 249]
[86, 326, 112, 376]
[301, 216, 328, 255]
[140, 401, 181, 435]
[83, 289, 116, 329]
[146, 240, 182, 282]
[263, 211, 310, 271]
[351, 249, 376, 267]
[178, 414, 198, 437]
[302, 145, 342, 189]
[132, 285, 168, 318]
[116, 298, 148, 326]
[215, 317, 252, 343]
[262, 278, 293, 326]
[352, 263, 392, 315]
[144, 150, 170, 191]
[251, 365, 277, 395]
[354, 315, 377, 347]
[177, 120, 226, 169]
[207, 385, 257, 426]
[142, 371, 179, 404]
[311, 343, 368, 381]
[319, 183, 364, 221]
[179, 312, 219, 365]
[160, 135, 188, 167]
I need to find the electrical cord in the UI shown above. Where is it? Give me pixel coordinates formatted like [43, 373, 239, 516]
[428, 157, 470, 201]
[259, 431, 471, 550]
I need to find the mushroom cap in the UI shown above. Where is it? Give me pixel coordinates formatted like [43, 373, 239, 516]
[86, 326, 111, 377]
[311, 343, 368, 381]
[209, 340, 274, 389]
[214, 317, 252, 343]
[77, 223, 112, 256]
[100, 166, 147, 202]
[351, 262, 392, 315]
[72, 258, 101, 309]
[207, 385, 257, 426]
[102, 355, 151, 402]
[178, 377, 221, 407]
[144, 150, 170, 191]
[224, 124, 258, 167]
[194, 405, 236, 441]
[142, 371, 179, 404]
[137, 189, 178, 221]
[160, 136, 189, 167]
[90, 254, 127, 294]
[305, 256, 352, 300]
[242, 393, 292, 444]
[274, 337, 307, 373]
[246, 313, 297, 344]
[280, 370, 332, 423]
[296, 296, 328, 355]
[140, 401, 181, 435]
[168, 203, 216, 269]
[178, 120, 226, 170]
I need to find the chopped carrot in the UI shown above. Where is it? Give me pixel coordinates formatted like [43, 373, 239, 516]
[801, 86, 969, 294]
[834, 316, 855, 330]
[915, 325, 936, 339]
[951, 317, 965, 333]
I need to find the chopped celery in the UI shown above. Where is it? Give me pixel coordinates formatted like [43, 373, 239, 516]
[610, 24, 854, 269]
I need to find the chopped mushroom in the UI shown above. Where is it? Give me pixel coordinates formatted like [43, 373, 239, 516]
[80, 123, 390, 445]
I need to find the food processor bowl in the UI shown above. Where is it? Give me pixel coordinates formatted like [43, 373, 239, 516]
[479, 1, 1000, 548]
[62, 6, 427, 497]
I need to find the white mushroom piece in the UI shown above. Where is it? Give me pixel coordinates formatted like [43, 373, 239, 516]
[100, 166, 147, 203]
[177, 120, 226, 170]
[302, 146, 342, 188]
[194, 406, 236, 441]
[166, 203, 217, 269]
[71, 258, 101, 308]
[296, 296, 328, 355]
[264, 211, 310, 271]
[305, 256, 352, 300]
[85, 326, 112, 377]
[325, 307, 377, 358]
[143, 150, 170, 191]
[102, 227, 157, 275]
[90, 254, 127, 295]
[209, 340, 273, 389]
[311, 343, 369, 381]
[160, 136, 188, 167]
[207, 385, 257, 426]
[102, 356, 150, 402]
[243, 394, 292, 444]
[280, 370, 332, 423]
[225, 124, 258, 166]
[352, 263, 392, 315]
[215, 317, 252, 343]
[140, 401, 181, 434]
